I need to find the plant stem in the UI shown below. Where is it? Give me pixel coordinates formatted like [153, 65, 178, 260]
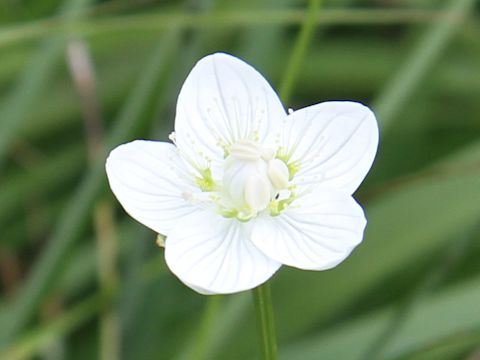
[279, 0, 321, 103]
[252, 282, 277, 360]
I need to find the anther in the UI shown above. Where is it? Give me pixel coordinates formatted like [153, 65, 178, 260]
[244, 175, 270, 212]
[230, 139, 262, 160]
[261, 147, 275, 161]
[268, 159, 289, 189]
[168, 132, 177, 144]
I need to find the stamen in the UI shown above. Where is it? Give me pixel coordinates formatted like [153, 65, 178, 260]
[203, 106, 230, 148]
[231, 96, 243, 140]
[156, 235, 165, 247]
[211, 97, 235, 144]
[184, 133, 300, 221]
[261, 147, 275, 161]
[182, 190, 223, 213]
[168, 131, 177, 144]
[268, 158, 289, 189]
[251, 97, 265, 141]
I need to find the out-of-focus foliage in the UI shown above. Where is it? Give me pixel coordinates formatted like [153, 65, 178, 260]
[0, 0, 479, 359]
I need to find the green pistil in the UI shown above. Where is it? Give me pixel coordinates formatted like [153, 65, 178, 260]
[195, 168, 217, 192]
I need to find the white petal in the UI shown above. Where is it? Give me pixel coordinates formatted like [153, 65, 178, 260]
[182, 281, 218, 296]
[174, 53, 286, 174]
[106, 140, 200, 235]
[250, 188, 366, 270]
[282, 101, 378, 194]
[165, 211, 281, 294]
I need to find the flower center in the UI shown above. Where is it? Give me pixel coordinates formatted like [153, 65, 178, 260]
[222, 139, 292, 221]
[187, 139, 296, 221]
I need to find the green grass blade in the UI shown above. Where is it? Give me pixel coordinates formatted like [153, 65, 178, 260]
[373, 0, 476, 132]
[279, 275, 480, 360]
[0, 31, 180, 346]
[0, 0, 92, 170]
[0, 8, 465, 49]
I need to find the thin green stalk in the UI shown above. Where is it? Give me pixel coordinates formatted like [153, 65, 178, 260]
[279, 0, 321, 103]
[0, 8, 460, 50]
[252, 282, 277, 360]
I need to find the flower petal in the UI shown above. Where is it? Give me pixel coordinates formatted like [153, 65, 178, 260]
[165, 211, 281, 294]
[174, 53, 286, 175]
[250, 188, 366, 270]
[106, 140, 200, 235]
[282, 101, 378, 194]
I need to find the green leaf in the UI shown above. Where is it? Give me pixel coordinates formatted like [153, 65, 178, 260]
[279, 275, 480, 360]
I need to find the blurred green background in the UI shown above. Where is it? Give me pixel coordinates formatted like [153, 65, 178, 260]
[0, 0, 480, 359]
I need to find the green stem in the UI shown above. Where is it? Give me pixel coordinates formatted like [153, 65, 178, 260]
[0, 8, 455, 50]
[252, 282, 277, 360]
[279, 0, 321, 103]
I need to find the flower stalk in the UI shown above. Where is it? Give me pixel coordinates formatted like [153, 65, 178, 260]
[252, 282, 277, 360]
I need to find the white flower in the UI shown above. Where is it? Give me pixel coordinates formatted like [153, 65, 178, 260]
[106, 53, 379, 295]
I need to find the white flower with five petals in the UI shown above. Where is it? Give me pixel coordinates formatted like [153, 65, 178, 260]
[106, 53, 379, 295]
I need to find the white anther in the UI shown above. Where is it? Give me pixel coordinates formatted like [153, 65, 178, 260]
[244, 175, 271, 212]
[268, 159, 289, 189]
[156, 235, 166, 248]
[230, 139, 262, 160]
[261, 147, 275, 161]
[168, 131, 177, 144]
